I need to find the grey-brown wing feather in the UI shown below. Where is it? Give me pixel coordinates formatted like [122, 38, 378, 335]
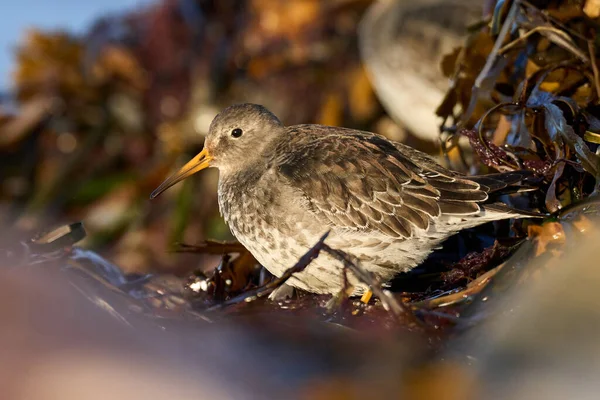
[275, 125, 490, 238]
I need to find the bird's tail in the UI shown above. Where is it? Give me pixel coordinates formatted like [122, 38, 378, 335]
[470, 170, 547, 218]
[469, 170, 540, 196]
[483, 202, 547, 218]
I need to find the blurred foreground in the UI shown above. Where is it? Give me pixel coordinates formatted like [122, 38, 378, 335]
[0, 205, 598, 399]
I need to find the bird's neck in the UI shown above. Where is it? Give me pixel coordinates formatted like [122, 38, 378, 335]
[217, 163, 265, 222]
[216, 134, 290, 223]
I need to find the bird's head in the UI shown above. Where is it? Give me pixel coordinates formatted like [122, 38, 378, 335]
[150, 103, 285, 199]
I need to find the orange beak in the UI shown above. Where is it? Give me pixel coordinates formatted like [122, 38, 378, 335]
[150, 147, 213, 199]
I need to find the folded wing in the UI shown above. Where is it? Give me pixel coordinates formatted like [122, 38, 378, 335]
[276, 126, 490, 239]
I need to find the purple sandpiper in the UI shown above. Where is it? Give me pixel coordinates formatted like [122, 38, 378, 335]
[151, 103, 538, 296]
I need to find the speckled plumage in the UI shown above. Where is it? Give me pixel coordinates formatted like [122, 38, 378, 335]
[153, 103, 537, 295]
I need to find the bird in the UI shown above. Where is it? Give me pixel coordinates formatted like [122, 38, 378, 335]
[150, 103, 539, 298]
[359, 0, 481, 142]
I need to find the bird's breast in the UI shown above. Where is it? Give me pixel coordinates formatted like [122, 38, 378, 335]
[218, 171, 293, 238]
[216, 171, 325, 273]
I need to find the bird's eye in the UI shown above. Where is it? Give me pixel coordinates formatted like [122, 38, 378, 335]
[231, 128, 243, 138]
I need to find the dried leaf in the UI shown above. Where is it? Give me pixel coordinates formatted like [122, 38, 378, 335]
[546, 161, 566, 212]
[440, 47, 462, 78]
[584, 0, 600, 18]
[317, 92, 343, 126]
[584, 130, 600, 144]
[92, 46, 148, 89]
[527, 221, 566, 257]
[461, 128, 520, 172]
[492, 114, 512, 145]
[348, 66, 377, 122]
[414, 266, 502, 309]
[544, 101, 600, 177]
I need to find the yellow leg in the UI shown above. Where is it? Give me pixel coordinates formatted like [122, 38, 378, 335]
[360, 289, 373, 304]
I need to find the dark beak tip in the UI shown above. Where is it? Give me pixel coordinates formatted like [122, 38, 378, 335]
[149, 189, 160, 200]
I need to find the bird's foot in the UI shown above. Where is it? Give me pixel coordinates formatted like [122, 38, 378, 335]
[360, 289, 373, 304]
[324, 293, 340, 312]
[324, 290, 351, 313]
[268, 283, 295, 301]
[325, 287, 371, 313]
